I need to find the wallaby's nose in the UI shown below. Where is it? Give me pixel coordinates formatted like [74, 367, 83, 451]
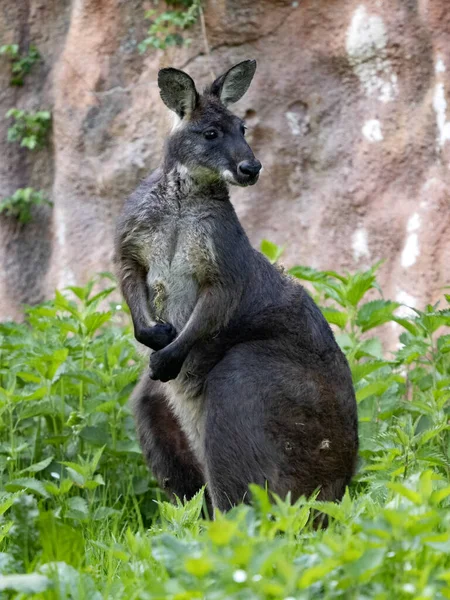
[238, 160, 262, 178]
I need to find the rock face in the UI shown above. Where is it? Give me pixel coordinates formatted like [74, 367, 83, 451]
[1, 0, 449, 343]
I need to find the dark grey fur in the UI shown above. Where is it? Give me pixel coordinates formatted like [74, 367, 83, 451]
[115, 60, 358, 512]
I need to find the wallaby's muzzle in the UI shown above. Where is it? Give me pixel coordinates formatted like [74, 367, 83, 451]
[237, 159, 262, 186]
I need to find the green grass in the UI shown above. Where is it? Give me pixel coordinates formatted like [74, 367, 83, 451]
[0, 246, 449, 599]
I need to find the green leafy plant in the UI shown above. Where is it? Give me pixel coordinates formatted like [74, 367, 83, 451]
[0, 44, 40, 86]
[0, 253, 449, 598]
[260, 239, 285, 264]
[6, 108, 51, 150]
[139, 0, 201, 52]
[0, 188, 52, 224]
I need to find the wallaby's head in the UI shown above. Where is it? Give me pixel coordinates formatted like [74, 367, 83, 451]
[158, 60, 262, 187]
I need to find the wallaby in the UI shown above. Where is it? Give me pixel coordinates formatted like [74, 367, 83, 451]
[115, 60, 358, 512]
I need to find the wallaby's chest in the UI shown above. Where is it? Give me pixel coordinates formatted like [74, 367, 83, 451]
[145, 210, 217, 330]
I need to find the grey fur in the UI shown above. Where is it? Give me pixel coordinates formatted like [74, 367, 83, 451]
[115, 61, 358, 513]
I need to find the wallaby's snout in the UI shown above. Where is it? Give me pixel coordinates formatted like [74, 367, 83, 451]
[237, 159, 262, 185]
[158, 60, 262, 188]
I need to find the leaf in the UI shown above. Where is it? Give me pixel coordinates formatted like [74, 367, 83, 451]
[387, 482, 422, 505]
[54, 289, 80, 318]
[437, 334, 450, 354]
[20, 399, 55, 419]
[357, 300, 400, 332]
[0, 492, 21, 516]
[94, 400, 117, 414]
[356, 337, 383, 359]
[110, 440, 141, 454]
[321, 308, 348, 329]
[0, 574, 51, 593]
[90, 446, 105, 471]
[322, 269, 348, 283]
[288, 265, 328, 283]
[64, 467, 85, 486]
[298, 558, 340, 588]
[431, 486, 450, 505]
[19, 456, 53, 474]
[91, 540, 129, 561]
[66, 285, 89, 301]
[47, 348, 69, 380]
[346, 547, 385, 580]
[424, 537, 450, 553]
[86, 286, 116, 308]
[45, 479, 73, 497]
[392, 317, 419, 335]
[84, 474, 104, 490]
[64, 369, 106, 386]
[66, 496, 89, 519]
[158, 488, 205, 531]
[151, 534, 195, 567]
[356, 380, 391, 402]
[35, 110, 51, 120]
[184, 556, 213, 577]
[39, 512, 85, 567]
[22, 386, 47, 401]
[79, 425, 110, 446]
[55, 318, 79, 334]
[91, 506, 120, 521]
[39, 562, 102, 600]
[396, 340, 429, 364]
[5, 478, 50, 498]
[260, 240, 284, 263]
[16, 371, 41, 383]
[351, 361, 392, 384]
[84, 312, 112, 335]
[23, 137, 37, 150]
[248, 484, 272, 515]
[417, 424, 450, 447]
[207, 519, 238, 546]
[420, 311, 450, 334]
[345, 269, 378, 308]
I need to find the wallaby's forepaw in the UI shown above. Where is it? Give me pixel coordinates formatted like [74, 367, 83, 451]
[149, 348, 185, 382]
[136, 323, 177, 351]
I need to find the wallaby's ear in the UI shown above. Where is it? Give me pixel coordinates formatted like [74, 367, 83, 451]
[158, 68, 199, 119]
[210, 59, 257, 106]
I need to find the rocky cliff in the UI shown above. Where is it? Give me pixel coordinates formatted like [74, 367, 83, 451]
[1, 0, 449, 344]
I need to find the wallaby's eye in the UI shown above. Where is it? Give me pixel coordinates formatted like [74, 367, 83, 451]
[241, 124, 247, 136]
[203, 129, 218, 140]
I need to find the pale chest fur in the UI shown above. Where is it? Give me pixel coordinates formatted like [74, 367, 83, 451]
[145, 207, 218, 332]
[147, 212, 214, 463]
[166, 379, 207, 464]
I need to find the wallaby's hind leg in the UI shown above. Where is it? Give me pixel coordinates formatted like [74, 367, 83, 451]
[131, 374, 205, 502]
[203, 344, 358, 513]
[203, 352, 280, 512]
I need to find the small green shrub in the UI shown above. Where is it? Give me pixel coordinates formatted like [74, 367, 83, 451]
[0, 44, 40, 86]
[6, 108, 51, 150]
[139, 0, 201, 52]
[0, 188, 52, 224]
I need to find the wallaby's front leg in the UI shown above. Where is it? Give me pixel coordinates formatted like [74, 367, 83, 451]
[119, 257, 177, 351]
[149, 286, 234, 382]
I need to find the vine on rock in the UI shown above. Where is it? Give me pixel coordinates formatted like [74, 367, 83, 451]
[139, 0, 201, 52]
